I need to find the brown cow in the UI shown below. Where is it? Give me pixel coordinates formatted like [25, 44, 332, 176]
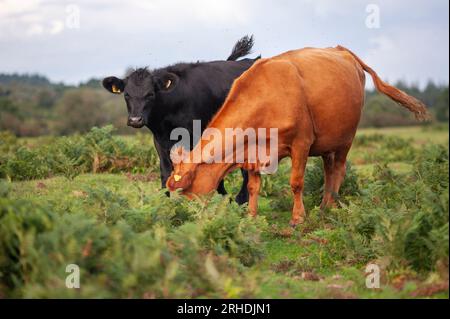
[166, 46, 428, 226]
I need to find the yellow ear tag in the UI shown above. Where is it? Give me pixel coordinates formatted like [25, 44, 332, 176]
[112, 85, 121, 93]
[174, 174, 181, 182]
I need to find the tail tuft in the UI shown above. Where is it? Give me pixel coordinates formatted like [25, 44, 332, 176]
[227, 35, 254, 61]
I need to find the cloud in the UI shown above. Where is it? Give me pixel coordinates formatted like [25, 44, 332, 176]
[0, 0, 67, 38]
[364, 26, 449, 87]
[368, 36, 394, 52]
[26, 23, 44, 36]
[304, 0, 362, 18]
[128, 0, 249, 26]
[0, 0, 41, 16]
[49, 20, 64, 35]
[0, 0, 447, 86]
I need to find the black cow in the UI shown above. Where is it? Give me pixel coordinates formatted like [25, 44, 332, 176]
[102, 35, 259, 204]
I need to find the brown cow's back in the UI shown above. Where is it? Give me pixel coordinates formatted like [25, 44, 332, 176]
[197, 46, 368, 170]
[273, 47, 366, 155]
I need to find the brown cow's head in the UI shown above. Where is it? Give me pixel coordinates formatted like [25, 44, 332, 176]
[166, 146, 198, 192]
[167, 146, 231, 196]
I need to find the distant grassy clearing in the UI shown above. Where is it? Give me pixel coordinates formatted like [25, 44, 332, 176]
[356, 125, 449, 145]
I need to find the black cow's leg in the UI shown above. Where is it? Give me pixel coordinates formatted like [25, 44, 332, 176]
[160, 156, 173, 197]
[153, 137, 172, 197]
[217, 180, 228, 196]
[160, 169, 171, 197]
[235, 168, 249, 205]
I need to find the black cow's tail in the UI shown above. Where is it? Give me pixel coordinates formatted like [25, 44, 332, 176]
[227, 35, 254, 61]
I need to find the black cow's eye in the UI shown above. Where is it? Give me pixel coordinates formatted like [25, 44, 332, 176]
[146, 92, 155, 98]
[124, 93, 130, 99]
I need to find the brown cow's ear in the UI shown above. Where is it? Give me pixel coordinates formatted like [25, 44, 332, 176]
[155, 72, 178, 92]
[102, 76, 125, 94]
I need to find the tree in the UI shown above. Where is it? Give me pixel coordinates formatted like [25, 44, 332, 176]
[54, 88, 110, 134]
[434, 88, 449, 122]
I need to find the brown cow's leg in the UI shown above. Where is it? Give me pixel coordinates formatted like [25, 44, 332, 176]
[289, 147, 310, 227]
[320, 152, 335, 209]
[247, 171, 261, 217]
[329, 146, 352, 204]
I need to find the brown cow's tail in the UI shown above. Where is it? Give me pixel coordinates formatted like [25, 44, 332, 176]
[336, 45, 430, 121]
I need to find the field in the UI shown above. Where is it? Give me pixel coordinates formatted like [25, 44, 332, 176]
[0, 124, 448, 298]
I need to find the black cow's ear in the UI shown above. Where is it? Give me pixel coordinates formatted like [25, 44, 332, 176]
[155, 72, 178, 92]
[102, 76, 125, 94]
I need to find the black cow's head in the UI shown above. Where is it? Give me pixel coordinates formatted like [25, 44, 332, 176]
[102, 68, 178, 128]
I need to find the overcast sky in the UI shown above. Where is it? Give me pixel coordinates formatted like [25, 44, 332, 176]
[0, 0, 448, 87]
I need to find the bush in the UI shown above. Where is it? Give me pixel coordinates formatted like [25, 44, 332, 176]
[0, 189, 266, 298]
[0, 126, 159, 181]
[1, 147, 51, 181]
[353, 134, 417, 164]
[290, 144, 449, 275]
[339, 146, 449, 272]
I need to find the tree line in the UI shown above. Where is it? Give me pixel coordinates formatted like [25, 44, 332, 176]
[0, 73, 448, 137]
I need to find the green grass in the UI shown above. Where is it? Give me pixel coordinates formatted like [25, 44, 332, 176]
[356, 124, 449, 145]
[1, 125, 448, 298]
[10, 174, 160, 204]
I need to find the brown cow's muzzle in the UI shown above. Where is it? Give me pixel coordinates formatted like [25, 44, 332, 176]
[167, 171, 194, 191]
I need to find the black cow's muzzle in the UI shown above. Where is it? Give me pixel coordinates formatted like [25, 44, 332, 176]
[127, 116, 144, 128]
